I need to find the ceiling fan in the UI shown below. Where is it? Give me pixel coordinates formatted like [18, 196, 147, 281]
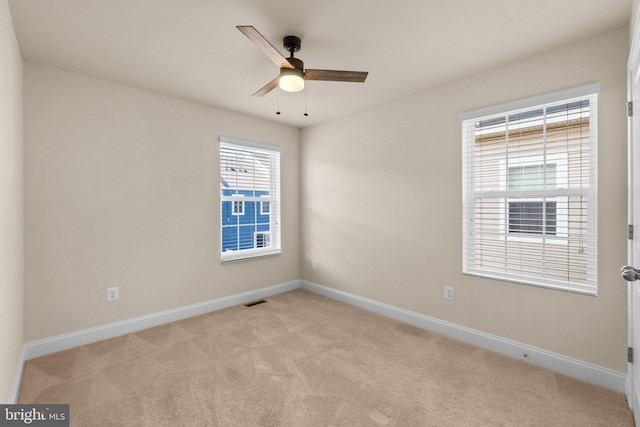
[237, 25, 368, 97]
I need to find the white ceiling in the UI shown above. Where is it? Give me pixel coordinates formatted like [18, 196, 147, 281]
[8, 0, 632, 128]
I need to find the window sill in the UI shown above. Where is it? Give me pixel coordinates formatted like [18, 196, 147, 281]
[462, 270, 597, 296]
[221, 248, 281, 263]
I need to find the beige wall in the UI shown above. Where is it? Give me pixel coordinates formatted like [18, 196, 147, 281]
[0, 0, 23, 402]
[23, 63, 300, 341]
[633, 0, 640, 41]
[301, 27, 629, 371]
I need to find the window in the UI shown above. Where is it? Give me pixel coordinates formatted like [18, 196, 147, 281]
[220, 137, 281, 262]
[232, 197, 244, 216]
[260, 198, 270, 215]
[460, 83, 598, 295]
[508, 163, 557, 235]
[508, 200, 557, 235]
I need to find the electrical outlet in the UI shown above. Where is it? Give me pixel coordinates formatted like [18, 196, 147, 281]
[444, 286, 455, 301]
[107, 287, 119, 301]
[311, 259, 317, 269]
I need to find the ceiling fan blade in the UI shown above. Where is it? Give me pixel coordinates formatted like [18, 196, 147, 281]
[237, 26, 294, 69]
[304, 69, 368, 82]
[252, 77, 280, 97]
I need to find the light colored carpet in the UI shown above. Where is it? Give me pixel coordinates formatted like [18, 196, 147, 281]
[19, 289, 634, 426]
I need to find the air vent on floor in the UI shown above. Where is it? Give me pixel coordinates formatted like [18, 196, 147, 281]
[244, 299, 267, 308]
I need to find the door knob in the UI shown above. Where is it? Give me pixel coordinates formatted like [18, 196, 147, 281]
[622, 265, 640, 281]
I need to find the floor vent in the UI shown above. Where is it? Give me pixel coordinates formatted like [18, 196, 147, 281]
[244, 299, 267, 308]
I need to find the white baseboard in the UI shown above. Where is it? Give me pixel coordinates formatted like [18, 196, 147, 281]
[8, 347, 26, 404]
[15, 278, 626, 397]
[301, 280, 627, 393]
[22, 280, 301, 361]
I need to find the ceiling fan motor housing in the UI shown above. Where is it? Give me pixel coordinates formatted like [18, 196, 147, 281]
[285, 57, 304, 71]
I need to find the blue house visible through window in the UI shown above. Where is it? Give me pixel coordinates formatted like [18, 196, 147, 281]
[220, 186, 271, 252]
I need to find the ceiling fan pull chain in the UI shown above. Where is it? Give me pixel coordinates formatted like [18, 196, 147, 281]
[276, 87, 281, 115]
[304, 85, 309, 117]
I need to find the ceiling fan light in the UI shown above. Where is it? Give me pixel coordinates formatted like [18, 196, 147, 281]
[279, 69, 304, 92]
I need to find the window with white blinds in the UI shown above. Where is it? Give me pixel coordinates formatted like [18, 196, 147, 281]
[460, 84, 598, 295]
[220, 137, 281, 262]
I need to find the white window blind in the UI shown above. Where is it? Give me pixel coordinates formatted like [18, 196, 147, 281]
[461, 84, 598, 295]
[220, 137, 281, 262]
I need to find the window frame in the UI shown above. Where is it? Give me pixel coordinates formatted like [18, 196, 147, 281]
[498, 154, 569, 245]
[460, 83, 599, 295]
[219, 137, 282, 262]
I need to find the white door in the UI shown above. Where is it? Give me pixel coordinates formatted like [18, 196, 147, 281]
[625, 21, 640, 426]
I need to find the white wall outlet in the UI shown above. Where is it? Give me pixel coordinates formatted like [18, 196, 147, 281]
[311, 259, 317, 269]
[107, 287, 119, 301]
[444, 286, 455, 301]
